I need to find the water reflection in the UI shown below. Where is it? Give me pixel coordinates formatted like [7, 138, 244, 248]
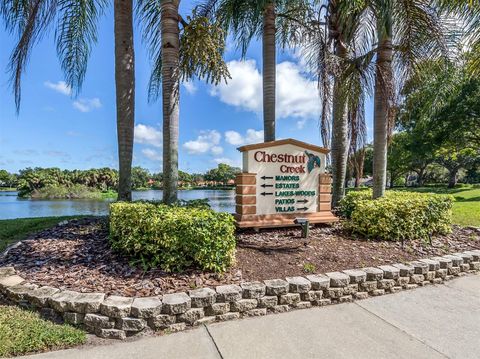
[0, 190, 235, 220]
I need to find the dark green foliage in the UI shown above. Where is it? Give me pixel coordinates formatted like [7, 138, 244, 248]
[204, 163, 240, 185]
[131, 166, 151, 189]
[339, 189, 453, 241]
[16, 167, 119, 197]
[109, 202, 236, 272]
[0, 169, 16, 188]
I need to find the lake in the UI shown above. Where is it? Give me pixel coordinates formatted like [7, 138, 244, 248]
[0, 190, 236, 220]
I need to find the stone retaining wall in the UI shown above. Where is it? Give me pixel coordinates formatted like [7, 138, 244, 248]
[1, 250, 479, 340]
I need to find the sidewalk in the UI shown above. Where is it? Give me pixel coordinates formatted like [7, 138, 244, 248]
[21, 274, 480, 359]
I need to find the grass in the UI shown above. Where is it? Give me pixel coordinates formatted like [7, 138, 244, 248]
[395, 185, 480, 227]
[0, 187, 16, 191]
[0, 216, 83, 252]
[0, 306, 86, 357]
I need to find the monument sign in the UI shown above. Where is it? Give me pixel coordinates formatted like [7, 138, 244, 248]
[235, 138, 338, 228]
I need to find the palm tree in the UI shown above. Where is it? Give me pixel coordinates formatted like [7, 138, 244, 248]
[160, 0, 180, 205]
[370, 0, 450, 198]
[302, 0, 373, 206]
[138, 0, 229, 204]
[1, 0, 135, 201]
[115, 0, 135, 201]
[200, 0, 308, 142]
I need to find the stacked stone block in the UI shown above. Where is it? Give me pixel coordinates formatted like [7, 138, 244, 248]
[1, 249, 479, 340]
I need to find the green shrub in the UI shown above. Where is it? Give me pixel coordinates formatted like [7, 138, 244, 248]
[338, 189, 371, 219]
[109, 202, 236, 272]
[340, 190, 453, 241]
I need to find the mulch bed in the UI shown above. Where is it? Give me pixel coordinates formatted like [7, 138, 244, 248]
[1, 217, 479, 297]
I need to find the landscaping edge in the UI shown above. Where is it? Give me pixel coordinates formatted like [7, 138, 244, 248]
[1, 250, 479, 341]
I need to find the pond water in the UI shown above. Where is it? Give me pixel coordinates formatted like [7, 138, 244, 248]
[0, 190, 236, 220]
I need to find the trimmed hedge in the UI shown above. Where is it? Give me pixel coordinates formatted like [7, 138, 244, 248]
[339, 190, 453, 241]
[109, 202, 236, 272]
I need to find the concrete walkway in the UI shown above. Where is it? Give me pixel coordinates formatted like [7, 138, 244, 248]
[22, 274, 480, 359]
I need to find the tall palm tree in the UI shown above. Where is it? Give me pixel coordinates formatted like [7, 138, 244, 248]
[372, 3, 393, 199]
[302, 0, 374, 206]
[138, 0, 229, 204]
[200, 0, 308, 142]
[160, 0, 180, 205]
[263, 1, 276, 141]
[1, 0, 135, 201]
[370, 0, 449, 198]
[115, 0, 135, 201]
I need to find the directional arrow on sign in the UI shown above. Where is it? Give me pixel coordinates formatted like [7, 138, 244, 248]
[296, 206, 308, 211]
[261, 192, 273, 196]
[261, 176, 273, 180]
[261, 183, 273, 188]
[297, 199, 308, 204]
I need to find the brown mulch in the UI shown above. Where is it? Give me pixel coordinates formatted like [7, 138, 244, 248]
[1, 217, 479, 297]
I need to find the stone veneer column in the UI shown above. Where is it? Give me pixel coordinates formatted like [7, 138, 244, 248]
[318, 174, 332, 211]
[235, 173, 257, 216]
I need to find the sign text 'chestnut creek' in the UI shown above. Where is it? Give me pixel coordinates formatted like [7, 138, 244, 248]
[242, 143, 326, 215]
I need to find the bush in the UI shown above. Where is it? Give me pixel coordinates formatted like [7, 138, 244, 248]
[109, 202, 236, 272]
[29, 184, 105, 199]
[339, 190, 453, 241]
[338, 189, 371, 219]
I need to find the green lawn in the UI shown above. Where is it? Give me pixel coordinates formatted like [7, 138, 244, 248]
[396, 185, 480, 227]
[0, 216, 83, 252]
[0, 306, 86, 357]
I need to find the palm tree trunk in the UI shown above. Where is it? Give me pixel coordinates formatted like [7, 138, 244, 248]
[331, 78, 349, 207]
[263, 2, 276, 142]
[372, 36, 393, 199]
[161, 0, 180, 204]
[114, 0, 135, 201]
[329, 2, 349, 207]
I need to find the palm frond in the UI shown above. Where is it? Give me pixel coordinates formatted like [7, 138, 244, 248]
[55, 0, 107, 95]
[3, 0, 57, 111]
[136, 0, 162, 102]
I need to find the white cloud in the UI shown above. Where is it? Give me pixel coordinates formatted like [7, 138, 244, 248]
[296, 119, 307, 129]
[211, 146, 223, 155]
[183, 81, 198, 94]
[210, 60, 320, 120]
[134, 124, 162, 147]
[73, 98, 102, 112]
[183, 130, 222, 155]
[210, 60, 262, 113]
[142, 148, 162, 161]
[44, 80, 72, 96]
[225, 129, 263, 146]
[276, 62, 320, 119]
[224, 131, 244, 146]
[213, 157, 235, 165]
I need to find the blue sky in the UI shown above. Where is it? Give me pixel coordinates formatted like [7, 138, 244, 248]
[0, 1, 373, 174]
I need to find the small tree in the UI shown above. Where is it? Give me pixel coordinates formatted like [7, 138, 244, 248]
[435, 145, 478, 188]
[387, 133, 410, 188]
[131, 167, 151, 189]
[204, 164, 240, 186]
